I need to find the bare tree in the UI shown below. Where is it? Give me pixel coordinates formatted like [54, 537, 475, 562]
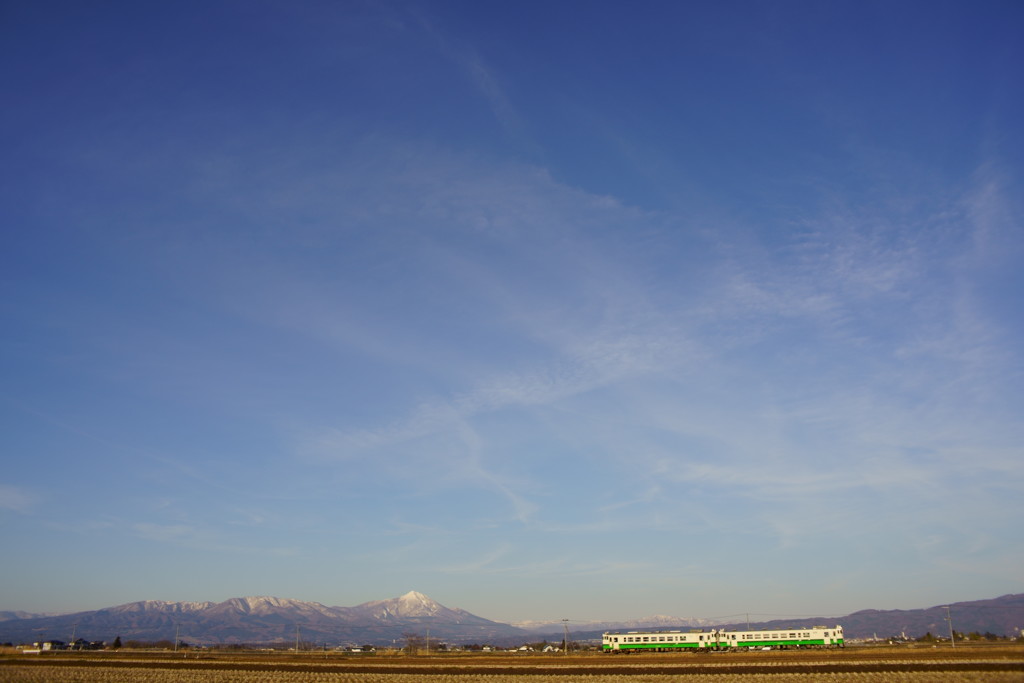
[402, 632, 424, 653]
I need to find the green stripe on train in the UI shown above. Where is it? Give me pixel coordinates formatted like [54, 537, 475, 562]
[736, 639, 832, 647]
[611, 639, 840, 648]
[615, 642, 702, 649]
[605, 638, 843, 650]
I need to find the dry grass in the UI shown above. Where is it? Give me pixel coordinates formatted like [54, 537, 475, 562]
[2, 666, 1024, 682]
[2, 645, 1021, 682]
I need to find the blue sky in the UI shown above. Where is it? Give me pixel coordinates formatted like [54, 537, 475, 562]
[2, 0, 1022, 624]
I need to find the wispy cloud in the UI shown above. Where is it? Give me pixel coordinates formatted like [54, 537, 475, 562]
[411, 9, 535, 152]
[260, 145, 1023, 557]
[0, 484, 35, 513]
[437, 546, 650, 578]
[129, 522, 296, 557]
[132, 522, 195, 543]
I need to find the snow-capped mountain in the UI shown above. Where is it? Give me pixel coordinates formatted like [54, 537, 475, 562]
[210, 596, 343, 618]
[358, 590, 445, 619]
[0, 592, 524, 646]
[352, 591, 494, 624]
[514, 614, 717, 633]
[106, 600, 215, 614]
[0, 610, 49, 622]
[4, 592, 1021, 645]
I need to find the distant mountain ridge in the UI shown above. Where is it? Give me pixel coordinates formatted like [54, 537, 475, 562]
[563, 594, 1024, 644]
[515, 614, 719, 633]
[839, 593, 1024, 640]
[0, 591, 525, 646]
[1, 591, 1021, 646]
[0, 611, 49, 623]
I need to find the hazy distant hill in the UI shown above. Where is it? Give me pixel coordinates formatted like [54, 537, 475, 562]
[837, 594, 1024, 639]
[2, 592, 1021, 646]
[710, 594, 1024, 641]
[0, 611, 47, 623]
[516, 614, 718, 634]
[544, 594, 1024, 643]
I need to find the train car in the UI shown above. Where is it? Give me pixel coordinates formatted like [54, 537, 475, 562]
[718, 625, 844, 650]
[602, 625, 843, 652]
[601, 629, 720, 652]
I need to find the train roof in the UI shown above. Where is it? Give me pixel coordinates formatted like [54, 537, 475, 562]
[604, 624, 843, 635]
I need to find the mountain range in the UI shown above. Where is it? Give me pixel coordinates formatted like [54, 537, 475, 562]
[1, 591, 1021, 646]
[0, 592, 520, 647]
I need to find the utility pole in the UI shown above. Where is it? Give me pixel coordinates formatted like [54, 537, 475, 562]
[944, 606, 955, 648]
[174, 624, 180, 652]
[562, 619, 570, 655]
[295, 624, 300, 653]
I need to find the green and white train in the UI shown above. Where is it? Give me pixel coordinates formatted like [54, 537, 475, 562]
[602, 625, 844, 652]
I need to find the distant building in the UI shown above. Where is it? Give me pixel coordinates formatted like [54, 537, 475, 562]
[69, 638, 105, 650]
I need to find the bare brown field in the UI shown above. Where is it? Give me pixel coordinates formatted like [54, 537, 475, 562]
[2, 644, 1022, 682]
